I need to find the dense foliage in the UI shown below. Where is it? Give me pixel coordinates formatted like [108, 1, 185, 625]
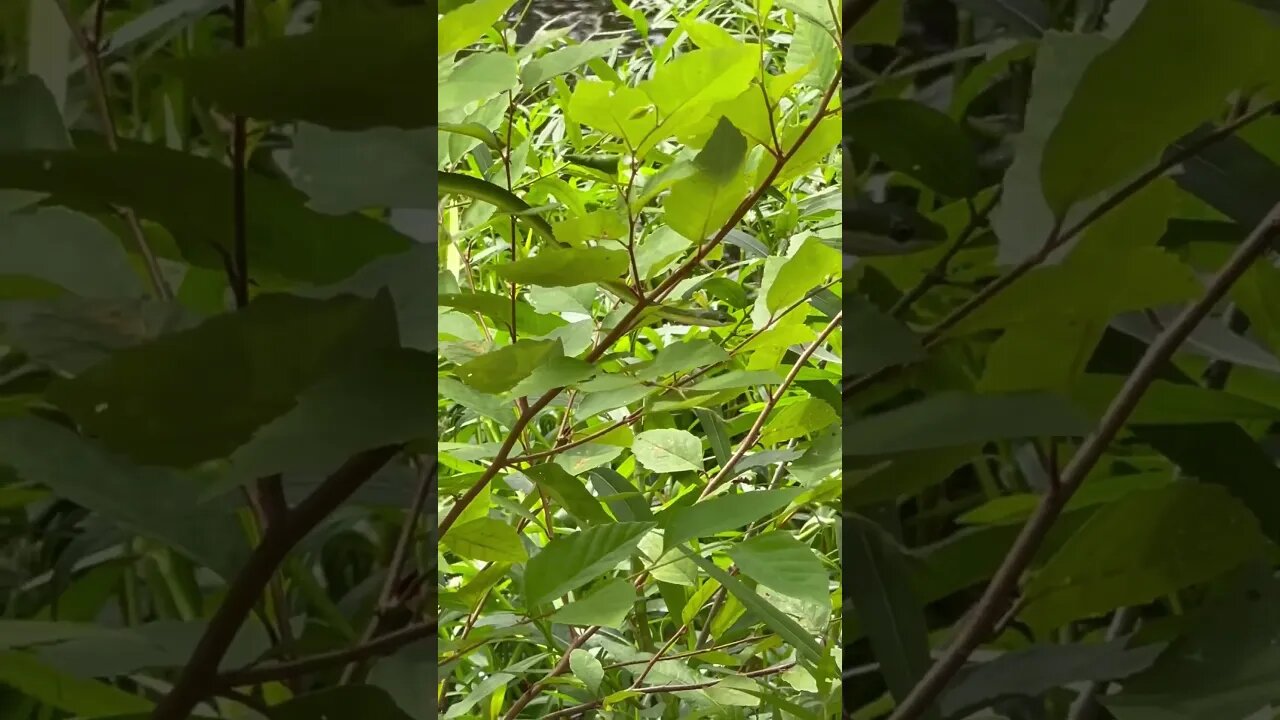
[844, 1, 1280, 719]
[438, 0, 842, 718]
[0, 0, 436, 718]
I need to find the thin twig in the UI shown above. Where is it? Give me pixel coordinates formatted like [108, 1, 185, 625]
[887, 201, 1280, 720]
[889, 193, 999, 318]
[150, 446, 402, 720]
[214, 618, 437, 688]
[700, 311, 842, 500]
[540, 661, 798, 720]
[338, 459, 436, 683]
[500, 627, 600, 720]
[50, 0, 171, 300]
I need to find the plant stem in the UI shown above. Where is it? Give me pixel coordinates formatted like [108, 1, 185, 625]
[50, 0, 171, 301]
[700, 311, 842, 499]
[338, 458, 435, 683]
[150, 446, 401, 720]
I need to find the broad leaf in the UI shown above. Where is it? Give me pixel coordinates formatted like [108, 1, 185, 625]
[549, 578, 636, 628]
[845, 98, 980, 197]
[1040, 0, 1280, 214]
[46, 292, 399, 466]
[1022, 484, 1267, 633]
[659, 489, 803, 550]
[844, 392, 1092, 456]
[442, 518, 528, 563]
[179, 7, 434, 129]
[845, 515, 936, 715]
[0, 144, 410, 284]
[524, 522, 655, 606]
[495, 247, 629, 287]
[633, 429, 704, 473]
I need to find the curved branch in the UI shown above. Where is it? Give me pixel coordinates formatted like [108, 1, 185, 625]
[214, 619, 437, 688]
[150, 445, 402, 720]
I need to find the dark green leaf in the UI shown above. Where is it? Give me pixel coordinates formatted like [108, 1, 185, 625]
[0, 144, 410, 284]
[844, 392, 1092, 456]
[845, 99, 980, 197]
[46, 292, 399, 466]
[845, 515, 936, 715]
[524, 522, 655, 606]
[178, 7, 433, 129]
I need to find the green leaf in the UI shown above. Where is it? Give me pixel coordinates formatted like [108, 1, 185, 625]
[949, 247, 1201, 334]
[0, 144, 410, 284]
[438, 0, 517, 56]
[589, 468, 654, 522]
[0, 417, 247, 579]
[522, 38, 625, 88]
[1022, 484, 1267, 633]
[659, 489, 803, 550]
[1040, 0, 1280, 214]
[844, 515, 936, 715]
[0, 297, 193, 374]
[455, 339, 559, 393]
[549, 578, 636, 628]
[844, 392, 1092, 456]
[844, 98, 980, 197]
[636, 339, 730, 381]
[0, 74, 71, 151]
[267, 686, 413, 720]
[639, 43, 759, 147]
[0, 208, 138, 297]
[942, 639, 1162, 718]
[30, 619, 275, 677]
[1068, 375, 1280, 425]
[1105, 571, 1280, 720]
[308, 242, 435, 352]
[442, 518, 528, 563]
[992, 31, 1110, 263]
[524, 522, 655, 606]
[958, 471, 1169, 526]
[760, 397, 839, 446]
[729, 531, 828, 605]
[0, 651, 152, 716]
[845, 446, 978, 507]
[846, 295, 926, 376]
[633, 429, 704, 473]
[692, 369, 785, 392]
[438, 51, 520, 113]
[495, 247, 629, 287]
[766, 237, 841, 313]
[523, 464, 611, 524]
[219, 349, 432, 486]
[1170, 129, 1280, 230]
[178, 7, 433, 129]
[45, 292, 398, 466]
[569, 649, 605, 695]
[664, 169, 750, 242]
[290, 124, 434, 214]
[679, 546, 823, 664]
[694, 117, 748, 184]
[438, 291, 567, 338]
[1093, 329, 1280, 544]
